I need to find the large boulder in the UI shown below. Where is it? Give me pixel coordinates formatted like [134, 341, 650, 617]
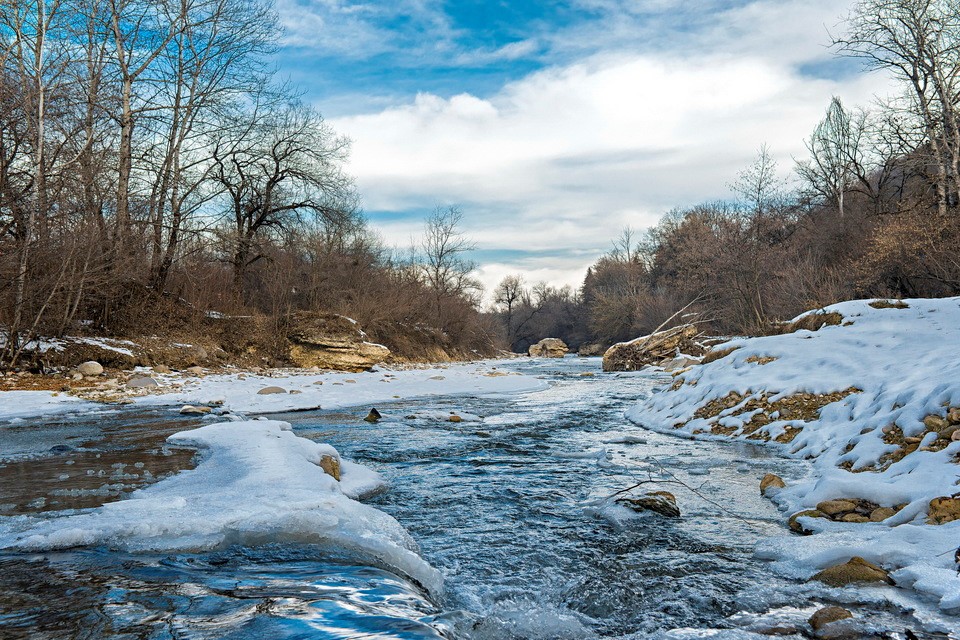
[811, 556, 892, 587]
[602, 324, 703, 372]
[528, 338, 569, 358]
[286, 312, 390, 372]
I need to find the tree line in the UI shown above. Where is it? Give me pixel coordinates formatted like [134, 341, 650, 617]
[0, 0, 496, 365]
[490, 0, 960, 351]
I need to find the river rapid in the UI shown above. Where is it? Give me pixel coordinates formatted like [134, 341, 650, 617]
[0, 357, 955, 639]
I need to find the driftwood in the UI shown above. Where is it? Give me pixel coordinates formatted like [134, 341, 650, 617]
[602, 324, 704, 372]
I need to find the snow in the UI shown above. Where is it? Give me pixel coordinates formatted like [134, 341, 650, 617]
[0, 419, 443, 594]
[135, 361, 547, 415]
[628, 297, 960, 611]
[0, 390, 97, 422]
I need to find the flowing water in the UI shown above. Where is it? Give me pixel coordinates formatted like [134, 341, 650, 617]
[0, 358, 956, 639]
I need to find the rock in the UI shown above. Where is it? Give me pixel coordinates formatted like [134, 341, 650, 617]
[71, 373, 83, 381]
[953, 430, 960, 442]
[257, 386, 287, 395]
[663, 356, 700, 372]
[127, 376, 159, 388]
[364, 408, 382, 423]
[617, 491, 680, 518]
[839, 513, 870, 523]
[923, 414, 950, 431]
[808, 606, 853, 631]
[869, 507, 897, 522]
[926, 496, 960, 524]
[816, 499, 858, 516]
[528, 338, 569, 358]
[948, 407, 960, 424]
[760, 473, 786, 496]
[449, 415, 462, 423]
[788, 509, 827, 534]
[153, 364, 171, 374]
[577, 343, 607, 357]
[811, 557, 892, 587]
[180, 405, 212, 415]
[602, 324, 703, 372]
[579, 372, 595, 377]
[287, 312, 390, 372]
[939, 424, 960, 440]
[318, 454, 341, 481]
[77, 361, 103, 376]
[186, 366, 204, 375]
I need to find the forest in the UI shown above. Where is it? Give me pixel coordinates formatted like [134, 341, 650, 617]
[0, 0, 494, 366]
[2, 0, 960, 365]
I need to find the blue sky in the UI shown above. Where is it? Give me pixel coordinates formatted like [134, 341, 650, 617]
[273, 0, 889, 299]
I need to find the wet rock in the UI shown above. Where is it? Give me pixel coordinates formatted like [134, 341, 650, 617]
[528, 338, 569, 358]
[449, 415, 463, 423]
[869, 507, 897, 522]
[318, 454, 341, 481]
[948, 407, 960, 424]
[926, 496, 960, 524]
[127, 376, 158, 388]
[579, 372, 595, 377]
[617, 491, 680, 518]
[257, 386, 287, 395]
[364, 408, 382, 423]
[811, 557, 892, 587]
[816, 499, 857, 516]
[808, 606, 853, 632]
[602, 324, 703, 372]
[788, 509, 827, 534]
[760, 473, 786, 496]
[180, 405, 212, 415]
[77, 361, 103, 376]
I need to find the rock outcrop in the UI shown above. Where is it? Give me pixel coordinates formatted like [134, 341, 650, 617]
[602, 324, 703, 372]
[528, 338, 569, 358]
[286, 312, 390, 372]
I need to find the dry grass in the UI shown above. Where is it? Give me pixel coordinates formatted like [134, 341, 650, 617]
[689, 387, 861, 443]
[869, 299, 910, 309]
[701, 345, 740, 364]
[770, 311, 844, 335]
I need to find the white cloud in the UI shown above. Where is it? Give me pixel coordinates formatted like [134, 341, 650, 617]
[324, 0, 896, 296]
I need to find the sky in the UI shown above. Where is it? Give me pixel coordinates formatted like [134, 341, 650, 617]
[273, 0, 893, 301]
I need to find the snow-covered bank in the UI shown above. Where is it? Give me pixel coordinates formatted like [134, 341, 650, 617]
[628, 297, 960, 611]
[0, 360, 548, 422]
[0, 390, 98, 421]
[0, 419, 443, 594]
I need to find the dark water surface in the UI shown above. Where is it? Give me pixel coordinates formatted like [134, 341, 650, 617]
[0, 358, 955, 639]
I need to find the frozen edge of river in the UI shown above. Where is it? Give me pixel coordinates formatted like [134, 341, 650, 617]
[0, 418, 445, 596]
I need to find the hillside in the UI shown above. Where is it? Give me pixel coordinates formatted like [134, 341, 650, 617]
[628, 297, 960, 611]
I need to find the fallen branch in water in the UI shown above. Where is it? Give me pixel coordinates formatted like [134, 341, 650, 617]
[608, 457, 753, 524]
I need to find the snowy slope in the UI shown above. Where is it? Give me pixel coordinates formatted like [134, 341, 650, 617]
[627, 297, 960, 611]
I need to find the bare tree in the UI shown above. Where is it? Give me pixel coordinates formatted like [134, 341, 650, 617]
[419, 205, 481, 326]
[209, 98, 354, 300]
[834, 0, 960, 214]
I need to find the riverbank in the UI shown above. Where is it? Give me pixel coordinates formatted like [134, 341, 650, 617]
[628, 296, 960, 614]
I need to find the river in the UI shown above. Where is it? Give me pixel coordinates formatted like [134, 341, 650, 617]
[0, 357, 954, 638]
